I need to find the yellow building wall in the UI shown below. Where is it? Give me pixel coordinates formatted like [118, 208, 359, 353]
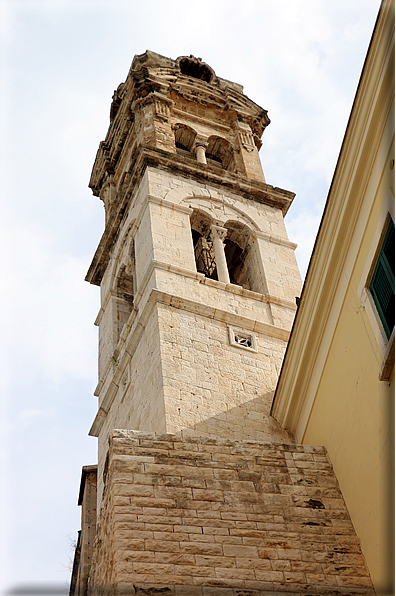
[302, 143, 394, 594]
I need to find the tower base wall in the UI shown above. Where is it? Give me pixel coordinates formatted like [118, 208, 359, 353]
[88, 431, 374, 595]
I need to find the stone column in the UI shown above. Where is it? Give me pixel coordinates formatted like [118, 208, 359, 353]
[193, 135, 208, 164]
[195, 145, 207, 164]
[210, 225, 230, 284]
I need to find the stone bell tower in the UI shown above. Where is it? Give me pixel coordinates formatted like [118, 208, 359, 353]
[71, 52, 375, 596]
[86, 51, 302, 502]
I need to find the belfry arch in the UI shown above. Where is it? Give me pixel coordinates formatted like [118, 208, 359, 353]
[190, 209, 217, 280]
[223, 220, 251, 289]
[224, 220, 268, 294]
[189, 209, 269, 294]
[206, 135, 235, 171]
[174, 123, 196, 155]
[111, 235, 136, 344]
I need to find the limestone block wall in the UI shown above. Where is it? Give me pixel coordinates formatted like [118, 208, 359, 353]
[145, 199, 196, 274]
[88, 431, 375, 595]
[153, 269, 276, 326]
[92, 167, 301, 506]
[96, 309, 166, 503]
[97, 294, 117, 382]
[186, 394, 294, 445]
[256, 237, 302, 303]
[157, 304, 291, 439]
[134, 201, 155, 290]
[142, 168, 302, 307]
[95, 287, 294, 505]
[71, 466, 97, 596]
[99, 173, 150, 301]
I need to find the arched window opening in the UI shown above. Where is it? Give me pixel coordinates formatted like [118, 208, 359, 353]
[224, 221, 267, 294]
[117, 266, 134, 304]
[190, 210, 218, 280]
[114, 244, 135, 340]
[224, 222, 251, 290]
[174, 124, 196, 155]
[224, 239, 250, 289]
[189, 213, 267, 292]
[206, 136, 235, 172]
[115, 265, 134, 338]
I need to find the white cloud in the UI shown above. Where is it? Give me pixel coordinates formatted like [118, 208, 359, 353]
[2, 220, 98, 385]
[286, 209, 325, 280]
[18, 408, 46, 429]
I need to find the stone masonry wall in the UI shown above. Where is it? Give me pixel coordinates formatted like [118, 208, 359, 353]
[157, 303, 292, 442]
[88, 431, 374, 596]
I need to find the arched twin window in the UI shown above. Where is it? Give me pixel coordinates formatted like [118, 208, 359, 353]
[174, 125, 235, 173]
[190, 210, 264, 293]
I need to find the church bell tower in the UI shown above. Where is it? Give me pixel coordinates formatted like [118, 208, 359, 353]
[72, 51, 375, 596]
[86, 51, 302, 504]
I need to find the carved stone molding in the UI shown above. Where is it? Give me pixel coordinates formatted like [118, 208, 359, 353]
[154, 98, 171, 121]
[239, 129, 255, 151]
[210, 224, 228, 242]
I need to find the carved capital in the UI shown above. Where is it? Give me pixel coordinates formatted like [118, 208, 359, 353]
[193, 135, 209, 164]
[192, 134, 209, 151]
[210, 224, 228, 243]
[132, 93, 173, 120]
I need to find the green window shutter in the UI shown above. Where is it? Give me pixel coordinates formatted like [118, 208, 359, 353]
[370, 219, 395, 339]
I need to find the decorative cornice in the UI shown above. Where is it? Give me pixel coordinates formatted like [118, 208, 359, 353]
[172, 108, 231, 133]
[255, 230, 297, 250]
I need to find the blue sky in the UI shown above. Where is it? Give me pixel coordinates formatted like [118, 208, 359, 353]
[0, 0, 381, 593]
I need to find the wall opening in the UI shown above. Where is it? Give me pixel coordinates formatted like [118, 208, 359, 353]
[224, 221, 267, 294]
[223, 221, 251, 289]
[190, 210, 217, 280]
[114, 243, 135, 340]
[190, 213, 267, 294]
[174, 124, 196, 155]
[179, 57, 214, 83]
[228, 326, 258, 352]
[206, 136, 235, 172]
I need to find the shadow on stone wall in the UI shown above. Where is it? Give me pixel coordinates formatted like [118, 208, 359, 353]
[183, 392, 294, 444]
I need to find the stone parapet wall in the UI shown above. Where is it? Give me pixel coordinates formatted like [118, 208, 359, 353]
[88, 431, 374, 595]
